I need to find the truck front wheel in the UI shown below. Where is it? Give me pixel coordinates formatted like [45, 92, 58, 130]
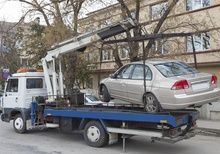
[13, 114, 26, 134]
[83, 121, 109, 147]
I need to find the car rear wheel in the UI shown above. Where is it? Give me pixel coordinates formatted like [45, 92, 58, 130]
[143, 93, 160, 112]
[100, 85, 111, 102]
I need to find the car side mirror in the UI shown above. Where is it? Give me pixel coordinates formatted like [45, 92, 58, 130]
[109, 74, 115, 78]
[109, 74, 117, 79]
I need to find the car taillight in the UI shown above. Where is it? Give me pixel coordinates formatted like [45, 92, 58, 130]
[211, 75, 217, 84]
[171, 80, 189, 90]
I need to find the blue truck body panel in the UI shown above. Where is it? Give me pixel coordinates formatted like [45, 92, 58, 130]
[43, 107, 199, 127]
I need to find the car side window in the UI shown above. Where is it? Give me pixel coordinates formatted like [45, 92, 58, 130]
[6, 79, 18, 92]
[131, 65, 152, 80]
[117, 65, 134, 79]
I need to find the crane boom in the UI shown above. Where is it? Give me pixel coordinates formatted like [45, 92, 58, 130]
[42, 18, 135, 100]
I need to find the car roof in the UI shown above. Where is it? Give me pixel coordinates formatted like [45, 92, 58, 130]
[131, 59, 179, 65]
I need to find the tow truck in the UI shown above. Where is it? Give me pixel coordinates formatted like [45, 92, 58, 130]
[0, 18, 198, 151]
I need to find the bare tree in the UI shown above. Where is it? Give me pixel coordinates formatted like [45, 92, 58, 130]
[19, 0, 94, 94]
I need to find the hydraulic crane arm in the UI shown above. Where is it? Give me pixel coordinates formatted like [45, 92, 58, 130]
[44, 18, 135, 62]
[42, 18, 135, 100]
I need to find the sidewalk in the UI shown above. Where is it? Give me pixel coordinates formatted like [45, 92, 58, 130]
[197, 119, 220, 135]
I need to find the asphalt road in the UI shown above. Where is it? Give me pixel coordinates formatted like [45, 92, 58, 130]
[0, 120, 219, 154]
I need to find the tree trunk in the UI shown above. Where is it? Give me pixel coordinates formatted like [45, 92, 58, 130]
[144, 0, 179, 58]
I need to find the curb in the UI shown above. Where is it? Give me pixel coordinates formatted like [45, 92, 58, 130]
[197, 127, 220, 137]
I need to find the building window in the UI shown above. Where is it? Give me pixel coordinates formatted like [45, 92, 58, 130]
[21, 58, 28, 66]
[151, 2, 168, 20]
[102, 50, 112, 61]
[120, 47, 129, 59]
[85, 53, 93, 62]
[152, 40, 170, 54]
[186, 33, 210, 52]
[186, 0, 210, 11]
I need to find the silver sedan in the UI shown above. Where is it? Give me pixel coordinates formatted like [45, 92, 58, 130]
[99, 59, 220, 112]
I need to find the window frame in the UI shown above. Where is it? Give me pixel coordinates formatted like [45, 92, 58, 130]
[26, 78, 44, 89]
[186, 0, 210, 11]
[186, 32, 210, 52]
[130, 64, 153, 81]
[114, 64, 135, 79]
[119, 47, 129, 59]
[150, 1, 168, 20]
[6, 78, 19, 93]
[102, 49, 112, 62]
[152, 39, 170, 54]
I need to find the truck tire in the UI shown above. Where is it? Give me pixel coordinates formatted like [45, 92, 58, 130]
[100, 85, 111, 102]
[13, 114, 26, 134]
[83, 121, 109, 147]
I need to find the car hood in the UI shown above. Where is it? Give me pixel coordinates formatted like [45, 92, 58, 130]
[100, 77, 110, 83]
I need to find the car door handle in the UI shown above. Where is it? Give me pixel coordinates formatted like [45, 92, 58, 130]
[15, 97, 18, 103]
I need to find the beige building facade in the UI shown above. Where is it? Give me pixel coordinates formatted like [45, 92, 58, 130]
[79, 0, 220, 119]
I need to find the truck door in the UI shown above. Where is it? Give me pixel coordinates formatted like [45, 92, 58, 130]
[3, 78, 20, 109]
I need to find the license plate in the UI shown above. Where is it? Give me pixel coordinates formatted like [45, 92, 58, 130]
[192, 82, 210, 92]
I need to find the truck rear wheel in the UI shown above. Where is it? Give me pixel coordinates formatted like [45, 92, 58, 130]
[83, 121, 109, 147]
[13, 114, 26, 134]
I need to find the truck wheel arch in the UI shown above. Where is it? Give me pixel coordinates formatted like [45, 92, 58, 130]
[79, 119, 107, 132]
[10, 110, 22, 120]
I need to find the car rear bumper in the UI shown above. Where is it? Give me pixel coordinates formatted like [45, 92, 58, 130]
[160, 88, 220, 110]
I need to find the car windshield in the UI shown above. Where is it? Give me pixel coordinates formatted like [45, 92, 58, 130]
[155, 61, 199, 77]
[86, 95, 99, 101]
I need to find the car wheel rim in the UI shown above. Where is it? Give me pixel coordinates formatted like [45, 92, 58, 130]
[87, 126, 100, 142]
[15, 117, 23, 130]
[145, 95, 157, 112]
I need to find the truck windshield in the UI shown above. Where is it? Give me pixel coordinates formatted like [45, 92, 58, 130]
[155, 62, 199, 77]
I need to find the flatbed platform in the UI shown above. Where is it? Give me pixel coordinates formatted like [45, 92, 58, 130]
[28, 102, 199, 150]
[43, 106, 199, 128]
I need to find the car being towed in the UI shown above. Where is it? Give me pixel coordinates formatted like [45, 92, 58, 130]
[99, 59, 220, 112]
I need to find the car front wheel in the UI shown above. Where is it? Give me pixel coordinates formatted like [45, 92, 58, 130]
[143, 93, 160, 112]
[99, 85, 111, 102]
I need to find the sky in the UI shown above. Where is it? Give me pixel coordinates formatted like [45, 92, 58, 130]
[0, 0, 117, 23]
[0, 0, 23, 22]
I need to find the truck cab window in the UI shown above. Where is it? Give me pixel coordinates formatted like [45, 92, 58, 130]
[26, 78, 43, 89]
[6, 79, 18, 92]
